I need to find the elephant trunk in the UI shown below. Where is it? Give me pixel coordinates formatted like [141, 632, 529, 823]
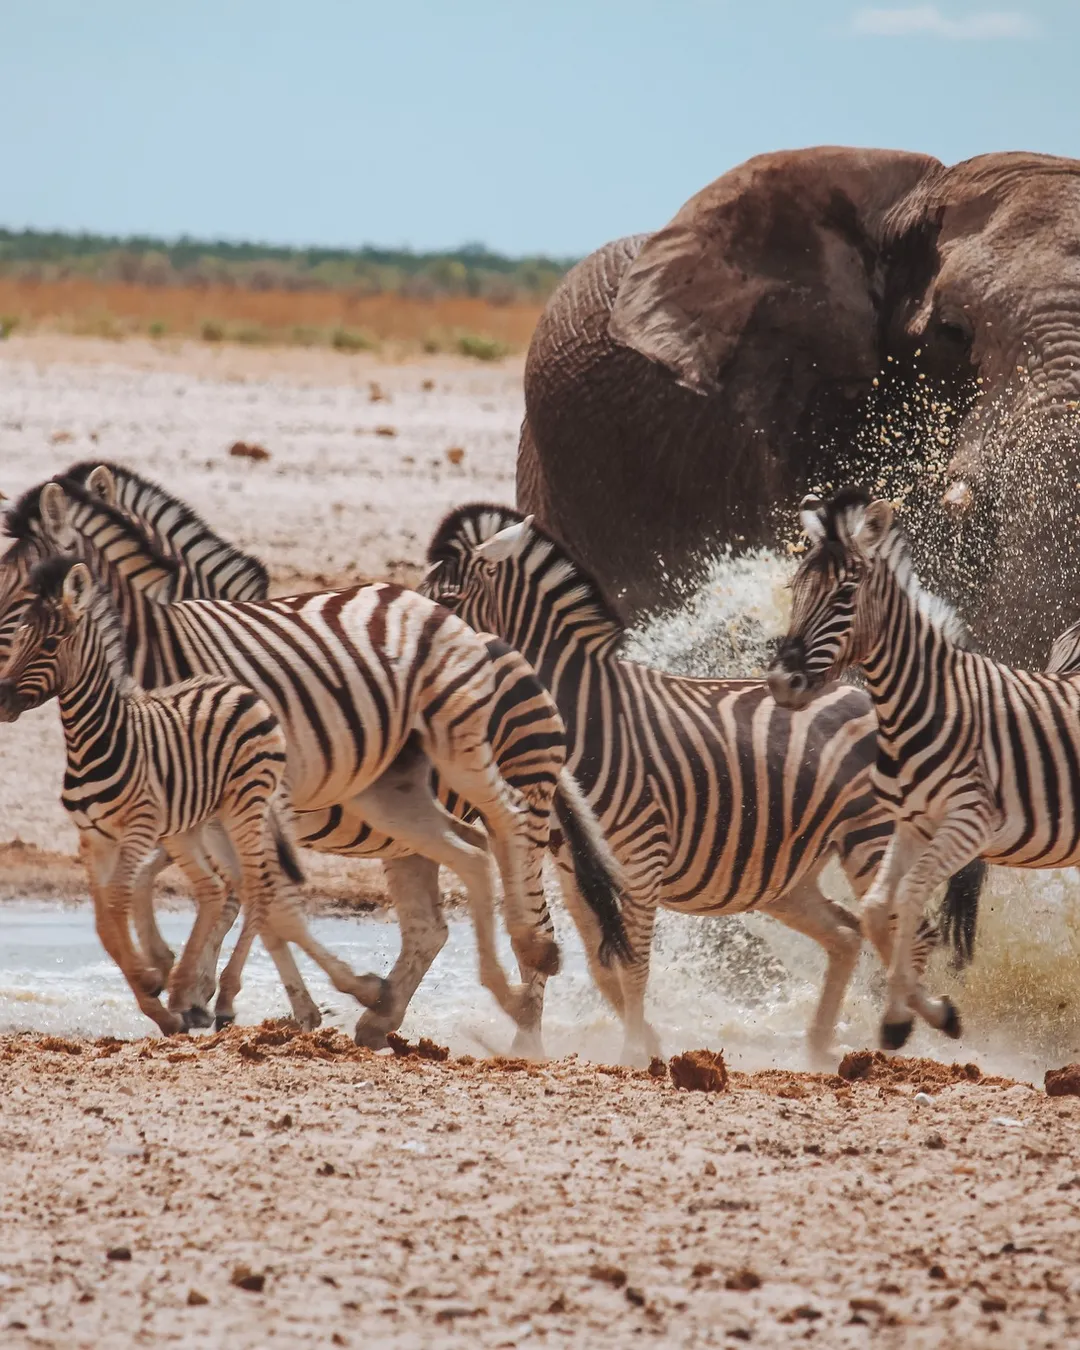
[940, 393, 1080, 664]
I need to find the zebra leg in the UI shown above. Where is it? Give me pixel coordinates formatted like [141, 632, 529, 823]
[354, 855, 448, 1049]
[128, 846, 175, 986]
[352, 765, 528, 1032]
[880, 824, 988, 1047]
[614, 890, 662, 1067]
[163, 835, 230, 1029]
[213, 907, 258, 1028]
[190, 820, 244, 1008]
[766, 878, 863, 1067]
[553, 854, 626, 1014]
[84, 836, 185, 1036]
[423, 743, 560, 990]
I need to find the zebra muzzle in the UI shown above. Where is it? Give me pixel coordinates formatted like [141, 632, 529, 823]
[0, 679, 31, 723]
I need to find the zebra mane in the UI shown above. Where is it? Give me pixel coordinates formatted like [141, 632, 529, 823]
[429, 502, 627, 646]
[4, 482, 51, 543]
[27, 556, 135, 695]
[43, 477, 182, 590]
[62, 460, 270, 599]
[821, 489, 975, 650]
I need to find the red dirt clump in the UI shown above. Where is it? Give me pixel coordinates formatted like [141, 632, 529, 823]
[1045, 1064, 1080, 1097]
[669, 1049, 728, 1093]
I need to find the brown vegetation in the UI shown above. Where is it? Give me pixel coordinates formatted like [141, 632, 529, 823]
[0, 277, 544, 354]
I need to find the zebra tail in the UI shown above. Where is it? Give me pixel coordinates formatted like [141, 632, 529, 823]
[939, 858, 986, 969]
[553, 769, 634, 968]
[270, 809, 306, 886]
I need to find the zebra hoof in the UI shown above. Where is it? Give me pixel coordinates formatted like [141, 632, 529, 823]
[881, 1018, 913, 1051]
[353, 1016, 390, 1050]
[940, 998, 962, 1040]
[181, 1005, 214, 1030]
[214, 1013, 236, 1032]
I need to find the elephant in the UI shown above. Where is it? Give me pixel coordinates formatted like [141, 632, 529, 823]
[516, 146, 1080, 665]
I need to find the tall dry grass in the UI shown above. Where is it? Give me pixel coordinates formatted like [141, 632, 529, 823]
[0, 277, 545, 354]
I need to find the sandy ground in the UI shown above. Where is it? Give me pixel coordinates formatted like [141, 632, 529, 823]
[3, 336, 1080, 1350]
[2, 1028, 1078, 1350]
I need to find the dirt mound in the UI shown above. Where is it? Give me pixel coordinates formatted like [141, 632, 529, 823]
[669, 1049, 728, 1092]
[1045, 1064, 1080, 1097]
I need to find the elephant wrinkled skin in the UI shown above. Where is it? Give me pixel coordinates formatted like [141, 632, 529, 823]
[516, 146, 1080, 665]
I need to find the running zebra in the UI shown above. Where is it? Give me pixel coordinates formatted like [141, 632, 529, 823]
[422, 505, 983, 1063]
[0, 473, 629, 1048]
[767, 486, 1080, 1049]
[0, 556, 383, 1036]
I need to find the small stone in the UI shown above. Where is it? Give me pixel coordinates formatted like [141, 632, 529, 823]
[187, 1289, 209, 1306]
[703, 1159, 717, 1177]
[850, 1297, 885, 1314]
[421, 379, 435, 391]
[925, 1131, 946, 1150]
[725, 1268, 762, 1292]
[589, 1263, 627, 1289]
[374, 425, 397, 438]
[647, 1056, 667, 1079]
[914, 1091, 934, 1106]
[981, 1294, 1008, 1313]
[691, 1262, 713, 1280]
[230, 1266, 266, 1293]
[928, 1265, 947, 1280]
[625, 1286, 646, 1307]
[228, 441, 270, 462]
[445, 446, 465, 466]
[106, 1246, 131, 1262]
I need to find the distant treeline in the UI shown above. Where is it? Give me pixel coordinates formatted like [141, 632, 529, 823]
[0, 229, 576, 302]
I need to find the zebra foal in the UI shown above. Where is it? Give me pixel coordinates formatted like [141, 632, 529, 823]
[767, 486, 1080, 1049]
[0, 557, 381, 1035]
[422, 505, 984, 1064]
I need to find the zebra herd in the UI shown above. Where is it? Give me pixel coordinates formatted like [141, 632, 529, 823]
[0, 462, 1065, 1062]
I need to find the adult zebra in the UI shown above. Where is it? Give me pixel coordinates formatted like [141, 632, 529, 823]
[768, 486, 1080, 1050]
[421, 504, 985, 1064]
[11, 463, 628, 1044]
[1, 478, 630, 1046]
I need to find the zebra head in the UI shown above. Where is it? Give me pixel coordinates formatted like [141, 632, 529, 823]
[767, 488, 895, 709]
[0, 557, 97, 722]
[421, 504, 533, 632]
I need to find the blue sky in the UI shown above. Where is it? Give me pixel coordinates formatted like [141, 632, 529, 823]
[1, 2, 1075, 256]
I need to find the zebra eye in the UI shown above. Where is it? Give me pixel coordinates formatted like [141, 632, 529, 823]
[41, 636, 59, 654]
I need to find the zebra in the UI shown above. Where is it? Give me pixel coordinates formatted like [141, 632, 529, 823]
[0, 556, 386, 1036]
[421, 504, 984, 1064]
[765, 485, 1080, 1050]
[0, 473, 630, 1048]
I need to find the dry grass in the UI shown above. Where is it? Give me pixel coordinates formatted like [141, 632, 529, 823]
[0, 277, 544, 354]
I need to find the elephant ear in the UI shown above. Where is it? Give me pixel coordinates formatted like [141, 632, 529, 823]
[608, 147, 941, 395]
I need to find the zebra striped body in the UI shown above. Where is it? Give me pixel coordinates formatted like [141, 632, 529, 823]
[1, 473, 630, 1047]
[422, 505, 922, 1061]
[0, 557, 388, 1036]
[767, 487, 1079, 1048]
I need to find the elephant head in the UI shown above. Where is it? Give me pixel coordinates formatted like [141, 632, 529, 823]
[520, 146, 1080, 664]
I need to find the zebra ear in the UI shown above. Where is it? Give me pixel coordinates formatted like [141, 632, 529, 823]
[798, 495, 826, 543]
[854, 499, 893, 555]
[39, 482, 75, 546]
[61, 562, 93, 617]
[475, 515, 535, 565]
[86, 465, 117, 505]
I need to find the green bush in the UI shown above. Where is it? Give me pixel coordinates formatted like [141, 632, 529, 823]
[148, 320, 167, 339]
[331, 327, 377, 353]
[456, 331, 508, 362]
[200, 319, 224, 342]
[0, 314, 19, 339]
